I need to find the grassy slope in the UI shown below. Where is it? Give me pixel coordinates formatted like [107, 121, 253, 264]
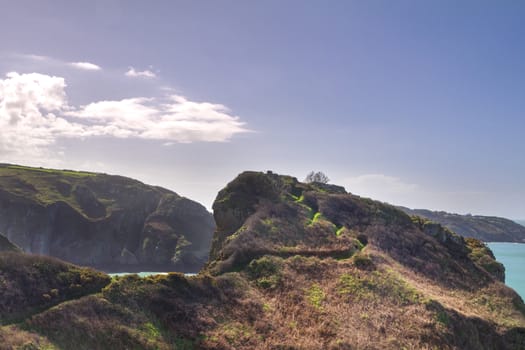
[7, 253, 524, 349]
[0, 163, 162, 219]
[1, 172, 524, 349]
[0, 252, 110, 349]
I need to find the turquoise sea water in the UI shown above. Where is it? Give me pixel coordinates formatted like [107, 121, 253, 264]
[108, 272, 196, 278]
[487, 243, 525, 299]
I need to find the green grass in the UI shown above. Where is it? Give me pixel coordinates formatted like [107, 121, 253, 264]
[338, 270, 422, 305]
[0, 165, 103, 218]
[4, 164, 96, 177]
[247, 256, 282, 289]
[306, 283, 325, 309]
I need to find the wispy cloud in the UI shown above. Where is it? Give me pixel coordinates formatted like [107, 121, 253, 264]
[21, 54, 50, 61]
[69, 61, 102, 71]
[342, 174, 419, 202]
[0, 72, 250, 162]
[125, 67, 156, 78]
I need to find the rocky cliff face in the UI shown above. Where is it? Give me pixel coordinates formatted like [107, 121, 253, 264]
[0, 164, 214, 272]
[399, 207, 525, 242]
[0, 234, 20, 252]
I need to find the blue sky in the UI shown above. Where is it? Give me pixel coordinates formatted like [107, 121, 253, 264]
[0, 0, 524, 218]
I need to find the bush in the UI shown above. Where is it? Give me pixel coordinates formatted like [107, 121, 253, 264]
[352, 252, 373, 269]
[304, 171, 329, 184]
[247, 256, 282, 289]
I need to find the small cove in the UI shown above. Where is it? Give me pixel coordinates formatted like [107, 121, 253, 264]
[108, 272, 197, 278]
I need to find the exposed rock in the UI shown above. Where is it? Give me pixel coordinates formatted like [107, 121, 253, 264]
[0, 234, 20, 252]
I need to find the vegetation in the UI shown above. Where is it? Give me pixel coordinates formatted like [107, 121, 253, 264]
[304, 170, 330, 184]
[0, 252, 110, 324]
[1, 170, 525, 349]
[465, 237, 505, 281]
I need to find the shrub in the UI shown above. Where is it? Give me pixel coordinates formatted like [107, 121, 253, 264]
[247, 256, 282, 289]
[352, 252, 373, 269]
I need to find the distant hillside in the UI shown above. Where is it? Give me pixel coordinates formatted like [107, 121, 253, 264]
[399, 207, 525, 243]
[0, 164, 215, 272]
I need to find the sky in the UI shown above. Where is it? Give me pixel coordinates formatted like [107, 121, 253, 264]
[0, 0, 524, 218]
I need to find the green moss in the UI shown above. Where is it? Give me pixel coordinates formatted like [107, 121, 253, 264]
[465, 238, 505, 280]
[260, 218, 279, 235]
[338, 270, 421, 305]
[307, 211, 322, 226]
[306, 283, 325, 309]
[142, 322, 161, 340]
[247, 256, 282, 289]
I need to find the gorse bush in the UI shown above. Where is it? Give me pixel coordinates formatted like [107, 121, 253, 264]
[247, 256, 283, 289]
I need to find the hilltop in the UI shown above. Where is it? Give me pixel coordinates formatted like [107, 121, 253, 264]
[0, 164, 214, 272]
[399, 207, 525, 243]
[1, 171, 523, 349]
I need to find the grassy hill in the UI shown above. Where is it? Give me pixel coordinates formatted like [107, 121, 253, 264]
[399, 207, 525, 243]
[0, 164, 214, 272]
[0, 171, 524, 349]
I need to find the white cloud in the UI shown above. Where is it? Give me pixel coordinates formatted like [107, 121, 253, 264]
[68, 95, 249, 142]
[342, 174, 419, 203]
[125, 67, 156, 78]
[69, 62, 102, 71]
[0, 72, 76, 162]
[0, 72, 249, 162]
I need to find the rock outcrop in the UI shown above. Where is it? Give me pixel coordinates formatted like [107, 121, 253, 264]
[0, 164, 214, 272]
[0, 234, 20, 252]
[399, 207, 525, 242]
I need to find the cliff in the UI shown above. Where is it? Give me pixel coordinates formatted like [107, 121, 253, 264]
[1, 171, 524, 349]
[0, 164, 214, 272]
[0, 235, 20, 252]
[399, 207, 525, 243]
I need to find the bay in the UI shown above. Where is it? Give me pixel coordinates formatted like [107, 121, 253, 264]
[108, 272, 197, 278]
[487, 242, 525, 300]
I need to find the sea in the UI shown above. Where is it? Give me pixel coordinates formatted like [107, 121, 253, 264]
[486, 242, 525, 300]
[108, 272, 196, 278]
